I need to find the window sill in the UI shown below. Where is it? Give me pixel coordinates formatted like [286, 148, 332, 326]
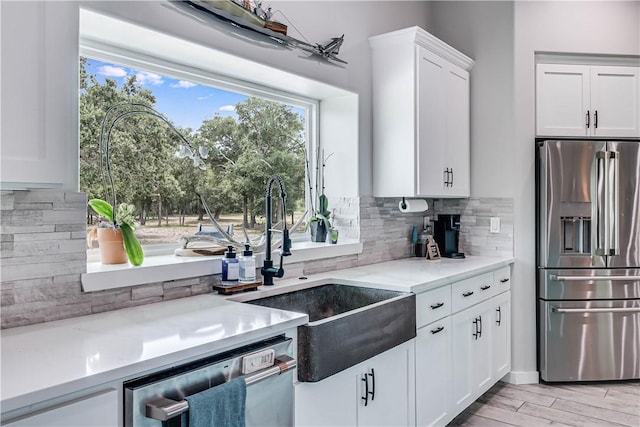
[81, 240, 363, 292]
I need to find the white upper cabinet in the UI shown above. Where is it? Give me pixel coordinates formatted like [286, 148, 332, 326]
[1, 1, 78, 189]
[536, 63, 640, 138]
[370, 26, 474, 198]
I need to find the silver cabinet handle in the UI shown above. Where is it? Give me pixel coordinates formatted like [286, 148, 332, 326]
[552, 307, 640, 313]
[145, 356, 296, 421]
[550, 275, 640, 281]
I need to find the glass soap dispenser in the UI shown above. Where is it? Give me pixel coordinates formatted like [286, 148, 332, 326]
[238, 244, 256, 283]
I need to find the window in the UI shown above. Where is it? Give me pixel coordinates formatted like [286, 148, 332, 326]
[79, 8, 362, 291]
[80, 55, 314, 256]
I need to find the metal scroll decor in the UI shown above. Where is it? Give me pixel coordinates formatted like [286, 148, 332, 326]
[181, 0, 347, 65]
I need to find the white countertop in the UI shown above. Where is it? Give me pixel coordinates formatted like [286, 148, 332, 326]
[257, 255, 514, 295]
[0, 255, 512, 414]
[333, 255, 514, 293]
[0, 295, 307, 414]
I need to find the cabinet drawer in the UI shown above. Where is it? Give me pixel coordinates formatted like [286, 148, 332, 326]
[451, 273, 493, 312]
[416, 285, 451, 328]
[493, 267, 511, 293]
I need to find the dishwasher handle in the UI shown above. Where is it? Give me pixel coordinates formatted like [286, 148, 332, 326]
[145, 356, 296, 422]
[552, 307, 640, 314]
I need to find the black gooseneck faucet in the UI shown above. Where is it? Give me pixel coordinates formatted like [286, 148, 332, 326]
[261, 175, 292, 286]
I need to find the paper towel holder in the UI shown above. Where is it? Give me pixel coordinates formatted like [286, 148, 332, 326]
[398, 197, 429, 213]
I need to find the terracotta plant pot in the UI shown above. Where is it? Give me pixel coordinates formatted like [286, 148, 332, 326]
[97, 228, 128, 264]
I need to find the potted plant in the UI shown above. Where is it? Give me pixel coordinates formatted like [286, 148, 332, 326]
[87, 199, 144, 266]
[306, 149, 336, 243]
[309, 194, 331, 242]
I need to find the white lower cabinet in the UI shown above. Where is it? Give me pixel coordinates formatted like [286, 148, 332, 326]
[415, 318, 452, 427]
[414, 266, 512, 427]
[296, 265, 512, 427]
[356, 341, 412, 427]
[4, 388, 118, 427]
[451, 298, 495, 413]
[296, 341, 412, 427]
[491, 291, 511, 380]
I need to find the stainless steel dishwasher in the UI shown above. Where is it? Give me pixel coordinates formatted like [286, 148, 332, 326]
[124, 335, 296, 426]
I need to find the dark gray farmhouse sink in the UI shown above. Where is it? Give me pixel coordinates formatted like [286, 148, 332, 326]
[244, 283, 416, 382]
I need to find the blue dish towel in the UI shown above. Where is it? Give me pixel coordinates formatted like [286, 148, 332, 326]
[185, 377, 247, 427]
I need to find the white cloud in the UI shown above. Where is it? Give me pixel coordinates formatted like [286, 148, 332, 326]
[197, 95, 211, 101]
[98, 65, 127, 78]
[135, 71, 164, 86]
[171, 80, 197, 89]
[219, 105, 235, 112]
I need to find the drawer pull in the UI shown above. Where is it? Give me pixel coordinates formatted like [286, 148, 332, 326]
[430, 326, 445, 334]
[430, 302, 445, 309]
[500, 278, 510, 283]
[480, 285, 491, 291]
[462, 291, 474, 297]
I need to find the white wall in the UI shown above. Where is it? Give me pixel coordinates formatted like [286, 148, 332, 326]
[430, 0, 640, 383]
[512, 0, 640, 380]
[429, 1, 515, 198]
[75, 1, 432, 193]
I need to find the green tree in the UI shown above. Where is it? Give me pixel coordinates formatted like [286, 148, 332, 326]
[80, 57, 307, 238]
[232, 98, 305, 227]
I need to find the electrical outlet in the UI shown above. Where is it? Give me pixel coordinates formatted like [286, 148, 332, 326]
[490, 217, 501, 233]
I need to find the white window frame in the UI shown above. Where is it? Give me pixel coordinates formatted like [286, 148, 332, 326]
[78, 12, 362, 292]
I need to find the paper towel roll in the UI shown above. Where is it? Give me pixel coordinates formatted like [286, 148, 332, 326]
[398, 198, 429, 213]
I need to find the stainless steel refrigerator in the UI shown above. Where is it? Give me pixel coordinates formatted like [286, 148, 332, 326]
[536, 139, 640, 382]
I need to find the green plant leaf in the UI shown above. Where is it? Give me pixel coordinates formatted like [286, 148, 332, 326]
[88, 199, 114, 222]
[313, 213, 331, 230]
[120, 223, 144, 266]
[319, 194, 329, 216]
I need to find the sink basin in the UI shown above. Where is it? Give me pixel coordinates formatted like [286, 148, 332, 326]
[243, 283, 416, 382]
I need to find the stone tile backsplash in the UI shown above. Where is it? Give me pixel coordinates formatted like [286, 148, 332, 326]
[0, 190, 513, 328]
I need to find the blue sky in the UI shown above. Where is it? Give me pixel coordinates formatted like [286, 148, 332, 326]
[84, 58, 251, 130]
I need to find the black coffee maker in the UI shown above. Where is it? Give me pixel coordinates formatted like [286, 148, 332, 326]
[433, 214, 465, 259]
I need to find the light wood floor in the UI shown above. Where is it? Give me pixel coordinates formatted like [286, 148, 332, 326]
[448, 381, 640, 427]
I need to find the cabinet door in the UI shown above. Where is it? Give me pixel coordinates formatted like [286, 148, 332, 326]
[4, 389, 118, 427]
[295, 365, 357, 427]
[417, 46, 447, 197]
[357, 342, 411, 427]
[451, 301, 493, 412]
[591, 66, 640, 137]
[492, 291, 511, 380]
[470, 302, 493, 396]
[1, 1, 77, 188]
[416, 319, 452, 427]
[444, 64, 470, 197]
[536, 64, 591, 137]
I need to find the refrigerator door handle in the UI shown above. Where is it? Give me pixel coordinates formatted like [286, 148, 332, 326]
[550, 275, 640, 281]
[552, 306, 640, 314]
[594, 151, 607, 256]
[608, 151, 620, 256]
